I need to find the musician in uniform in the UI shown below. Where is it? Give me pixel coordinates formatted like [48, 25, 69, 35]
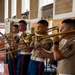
[27, 20, 53, 75]
[16, 20, 31, 75]
[0, 35, 6, 75]
[8, 24, 19, 75]
[36, 19, 75, 75]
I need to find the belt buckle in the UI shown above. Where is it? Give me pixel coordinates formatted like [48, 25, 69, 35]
[32, 56, 36, 60]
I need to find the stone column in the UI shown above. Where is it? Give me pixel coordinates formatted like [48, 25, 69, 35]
[16, 0, 21, 18]
[30, 0, 38, 19]
[0, 0, 4, 22]
[8, 0, 11, 18]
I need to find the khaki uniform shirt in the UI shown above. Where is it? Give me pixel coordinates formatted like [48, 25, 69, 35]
[58, 36, 75, 74]
[31, 34, 53, 61]
[19, 31, 31, 53]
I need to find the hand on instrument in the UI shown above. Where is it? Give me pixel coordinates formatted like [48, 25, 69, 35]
[11, 40, 17, 45]
[18, 44, 27, 49]
[53, 36, 61, 42]
[34, 44, 43, 52]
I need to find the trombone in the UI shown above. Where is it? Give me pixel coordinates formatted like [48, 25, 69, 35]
[47, 26, 59, 32]
[36, 30, 75, 42]
[0, 46, 34, 56]
[0, 32, 19, 58]
[1, 30, 75, 55]
[0, 26, 75, 54]
[24, 26, 59, 43]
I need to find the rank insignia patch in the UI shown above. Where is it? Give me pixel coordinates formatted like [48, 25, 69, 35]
[67, 44, 73, 51]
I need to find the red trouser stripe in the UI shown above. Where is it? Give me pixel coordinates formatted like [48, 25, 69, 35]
[38, 62, 42, 75]
[20, 56, 25, 75]
[12, 59, 16, 75]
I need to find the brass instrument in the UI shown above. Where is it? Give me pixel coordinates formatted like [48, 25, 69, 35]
[0, 32, 26, 51]
[24, 33, 35, 43]
[36, 30, 75, 42]
[19, 31, 27, 44]
[24, 26, 59, 43]
[21, 26, 59, 51]
[0, 46, 34, 56]
[47, 26, 59, 32]
[0, 25, 75, 54]
[0, 32, 20, 58]
[8, 26, 59, 47]
[0, 32, 11, 48]
[0, 30, 75, 54]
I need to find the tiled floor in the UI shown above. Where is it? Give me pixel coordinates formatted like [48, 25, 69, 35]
[0, 51, 9, 75]
[4, 64, 9, 75]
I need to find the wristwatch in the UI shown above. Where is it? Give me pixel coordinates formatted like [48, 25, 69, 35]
[53, 42, 59, 45]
